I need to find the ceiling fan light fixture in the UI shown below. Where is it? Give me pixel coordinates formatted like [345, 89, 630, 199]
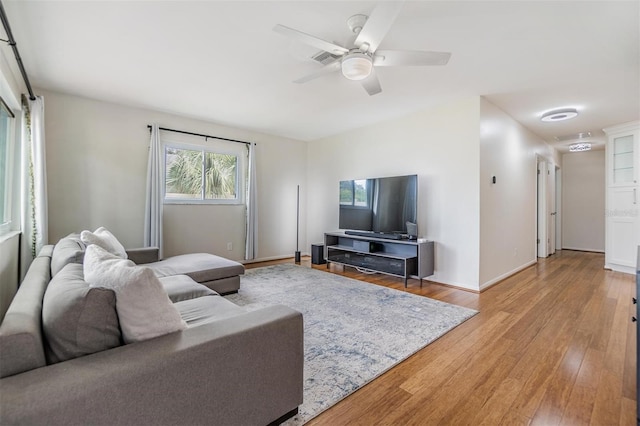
[541, 108, 579, 122]
[341, 52, 373, 81]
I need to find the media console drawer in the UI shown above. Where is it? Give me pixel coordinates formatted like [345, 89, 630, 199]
[328, 251, 408, 276]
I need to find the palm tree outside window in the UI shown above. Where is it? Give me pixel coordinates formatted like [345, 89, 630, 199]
[164, 145, 239, 202]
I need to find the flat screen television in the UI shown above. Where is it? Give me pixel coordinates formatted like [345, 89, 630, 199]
[339, 174, 417, 237]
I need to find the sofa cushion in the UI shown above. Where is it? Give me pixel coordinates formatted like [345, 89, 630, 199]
[199, 276, 240, 295]
[42, 263, 121, 364]
[39, 244, 54, 258]
[50, 233, 85, 276]
[174, 296, 246, 327]
[126, 247, 159, 265]
[84, 245, 186, 344]
[158, 275, 218, 303]
[81, 227, 127, 259]
[147, 253, 245, 283]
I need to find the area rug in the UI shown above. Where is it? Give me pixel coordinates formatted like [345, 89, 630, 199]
[224, 264, 477, 424]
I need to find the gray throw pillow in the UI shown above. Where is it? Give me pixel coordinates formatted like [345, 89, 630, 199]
[80, 227, 128, 259]
[42, 263, 122, 364]
[50, 233, 86, 276]
[83, 245, 186, 344]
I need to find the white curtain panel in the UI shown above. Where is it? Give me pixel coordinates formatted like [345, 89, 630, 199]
[20, 95, 48, 277]
[144, 124, 164, 258]
[245, 142, 258, 260]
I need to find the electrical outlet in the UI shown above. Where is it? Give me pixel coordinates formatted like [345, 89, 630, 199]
[227, 242, 232, 251]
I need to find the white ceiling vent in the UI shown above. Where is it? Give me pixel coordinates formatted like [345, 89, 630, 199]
[311, 50, 342, 65]
[555, 131, 592, 142]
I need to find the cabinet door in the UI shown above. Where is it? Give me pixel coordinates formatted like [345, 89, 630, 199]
[610, 133, 637, 186]
[606, 187, 639, 268]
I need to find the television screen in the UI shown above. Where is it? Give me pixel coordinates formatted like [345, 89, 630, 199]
[339, 174, 417, 235]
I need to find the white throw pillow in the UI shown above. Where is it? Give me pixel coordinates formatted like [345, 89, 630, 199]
[83, 245, 186, 343]
[81, 227, 128, 259]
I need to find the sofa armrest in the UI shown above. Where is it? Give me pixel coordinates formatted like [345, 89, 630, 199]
[125, 247, 159, 264]
[0, 305, 304, 426]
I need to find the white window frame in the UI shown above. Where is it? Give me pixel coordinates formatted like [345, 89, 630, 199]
[0, 96, 16, 236]
[163, 141, 243, 205]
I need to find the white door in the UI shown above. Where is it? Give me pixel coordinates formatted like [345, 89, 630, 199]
[548, 164, 556, 255]
[555, 167, 562, 250]
[537, 160, 548, 258]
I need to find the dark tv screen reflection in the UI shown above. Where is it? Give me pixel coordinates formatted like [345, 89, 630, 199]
[339, 174, 417, 235]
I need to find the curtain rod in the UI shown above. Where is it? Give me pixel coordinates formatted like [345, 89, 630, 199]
[147, 125, 252, 146]
[0, 0, 36, 101]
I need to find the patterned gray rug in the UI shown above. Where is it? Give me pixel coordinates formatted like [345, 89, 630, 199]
[225, 264, 477, 424]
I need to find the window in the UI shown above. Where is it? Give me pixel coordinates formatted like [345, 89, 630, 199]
[164, 145, 240, 203]
[0, 96, 15, 235]
[339, 179, 370, 207]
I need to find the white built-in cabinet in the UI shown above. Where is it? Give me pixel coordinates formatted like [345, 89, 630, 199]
[603, 121, 640, 274]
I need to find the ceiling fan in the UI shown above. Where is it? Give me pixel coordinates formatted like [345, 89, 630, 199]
[273, 1, 451, 96]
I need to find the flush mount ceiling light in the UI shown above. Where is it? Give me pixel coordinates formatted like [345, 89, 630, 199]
[569, 143, 592, 152]
[541, 108, 578, 122]
[341, 52, 373, 81]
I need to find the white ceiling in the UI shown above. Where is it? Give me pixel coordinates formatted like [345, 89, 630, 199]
[2, 1, 639, 151]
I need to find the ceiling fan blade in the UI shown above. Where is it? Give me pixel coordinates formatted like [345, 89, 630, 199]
[293, 60, 341, 84]
[373, 50, 451, 67]
[361, 70, 382, 96]
[354, 1, 404, 53]
[273, 24, 349, 55]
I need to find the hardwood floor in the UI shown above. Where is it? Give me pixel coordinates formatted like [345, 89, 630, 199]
[247, 250, 637, 425]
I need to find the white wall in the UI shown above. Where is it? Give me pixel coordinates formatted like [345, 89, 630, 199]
[561, 150, 605, 252]
[0, 233, 19, 321]
[35, 88, 562, 292]
[307, 97, 481, 290]
[479, 98, 557, 289]
[41, 89, 307, 262]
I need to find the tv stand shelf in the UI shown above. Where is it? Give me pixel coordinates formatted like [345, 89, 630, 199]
[324, 232, 434, 287]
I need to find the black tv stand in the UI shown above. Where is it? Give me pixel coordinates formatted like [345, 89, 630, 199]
[344, 230, 403, 240]
[325, 232, 434, 287]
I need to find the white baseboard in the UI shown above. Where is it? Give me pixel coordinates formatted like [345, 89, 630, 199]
[423, 276, 479, 292]
[479, 259, 537, 292]
[604, 263, 636, 275]
[242, 253, 309, 265]
[562, 246, 605, 253]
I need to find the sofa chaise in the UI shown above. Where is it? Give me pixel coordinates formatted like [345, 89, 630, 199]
[0, 233, 304, 425]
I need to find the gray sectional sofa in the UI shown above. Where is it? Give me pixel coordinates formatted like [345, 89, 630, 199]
[0, 234, 304, 425]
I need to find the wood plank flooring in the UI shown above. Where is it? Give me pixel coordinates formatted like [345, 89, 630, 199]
[246, 250, 636, 425]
